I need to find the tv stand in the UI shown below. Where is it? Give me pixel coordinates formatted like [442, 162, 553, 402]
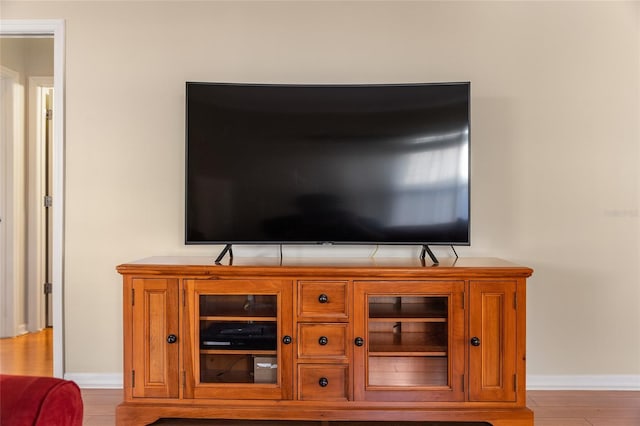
[117, 256, 533, 426]
[214, 244, 233, 264]
[216, 244, 440, 265]
[420, 244, 439, 265]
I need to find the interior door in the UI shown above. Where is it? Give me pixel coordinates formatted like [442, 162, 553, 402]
[44, 88, 54, 327]
[131, 278, 180, 398]
[0, 73, 6, 327]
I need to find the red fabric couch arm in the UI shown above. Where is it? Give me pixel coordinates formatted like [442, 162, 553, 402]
[0, 375, 83, 426]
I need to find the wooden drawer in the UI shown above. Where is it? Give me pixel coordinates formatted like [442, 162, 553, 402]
[297, 364, 349, 401]
[297, 323, 348, 360]
[298, 281, 348, 320]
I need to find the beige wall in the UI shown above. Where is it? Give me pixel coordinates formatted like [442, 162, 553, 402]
[0, 37, 53, 78]
[2, 1, 638, 383]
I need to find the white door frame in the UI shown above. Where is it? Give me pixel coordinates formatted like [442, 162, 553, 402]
[1, 19, 65, 378]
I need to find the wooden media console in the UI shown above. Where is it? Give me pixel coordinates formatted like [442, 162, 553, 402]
[117, 256, 533, 426]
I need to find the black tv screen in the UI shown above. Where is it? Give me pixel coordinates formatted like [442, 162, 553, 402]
[186, 82, 470, 246]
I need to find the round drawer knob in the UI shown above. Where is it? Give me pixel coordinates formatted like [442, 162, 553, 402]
[167, 334, 177, 344]
[470, 337, 481, 347]
[318, 336, 328, 346]
[282, 335, 292, 345]
[354, 337, 364, 347]
[318, 294, 329, 304]
[319, 377, 329, 387]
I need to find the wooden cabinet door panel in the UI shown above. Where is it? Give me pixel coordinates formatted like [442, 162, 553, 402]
[184, 279, 293, 400]
[131, 278, 180, 398]
[353, 281, 465, 402]
[469, 281, 517, 402]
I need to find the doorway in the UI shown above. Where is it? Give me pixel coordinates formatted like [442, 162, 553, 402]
[0, 36, 53, 360]
[0, 20, 65, 378]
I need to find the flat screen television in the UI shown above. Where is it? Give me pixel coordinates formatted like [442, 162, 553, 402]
[186, 82, 470, 247]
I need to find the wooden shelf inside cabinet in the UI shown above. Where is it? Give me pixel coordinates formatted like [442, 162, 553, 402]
[200, 370, 256, 384]
[368, 332, 447, 356]
[369, 317, 446, 323]
[200, 349, 277, 355]
[369, 303, 447, 320]
[368, 356, 449, 387]
[200, 316, 277, 322]
[199, 298, 277, 318]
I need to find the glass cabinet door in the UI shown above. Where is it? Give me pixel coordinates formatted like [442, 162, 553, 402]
[353, 281, 464, 402]
[199, 294, 278, 384]
[185, 279, 293, 400]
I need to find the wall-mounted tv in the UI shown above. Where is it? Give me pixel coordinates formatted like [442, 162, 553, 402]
[186, 82, 470, 246]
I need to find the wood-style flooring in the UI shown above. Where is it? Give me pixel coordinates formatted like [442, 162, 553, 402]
[1, 330, 639, 426]
[0, 327, 53, 377]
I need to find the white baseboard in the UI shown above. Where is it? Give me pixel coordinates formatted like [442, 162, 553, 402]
[527, 374, 640, 390]
[64, 373, 122, 389]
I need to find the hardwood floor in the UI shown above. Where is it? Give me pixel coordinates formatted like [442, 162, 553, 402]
[528, 390, 640, 426]
[80, 390, 640, 426]
[2, 330, 639, 425]
[0, 327, 53, 377]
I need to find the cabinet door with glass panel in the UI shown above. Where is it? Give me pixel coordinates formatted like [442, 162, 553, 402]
[353, 281, 465, 402]
[184, 279, 293, 400]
